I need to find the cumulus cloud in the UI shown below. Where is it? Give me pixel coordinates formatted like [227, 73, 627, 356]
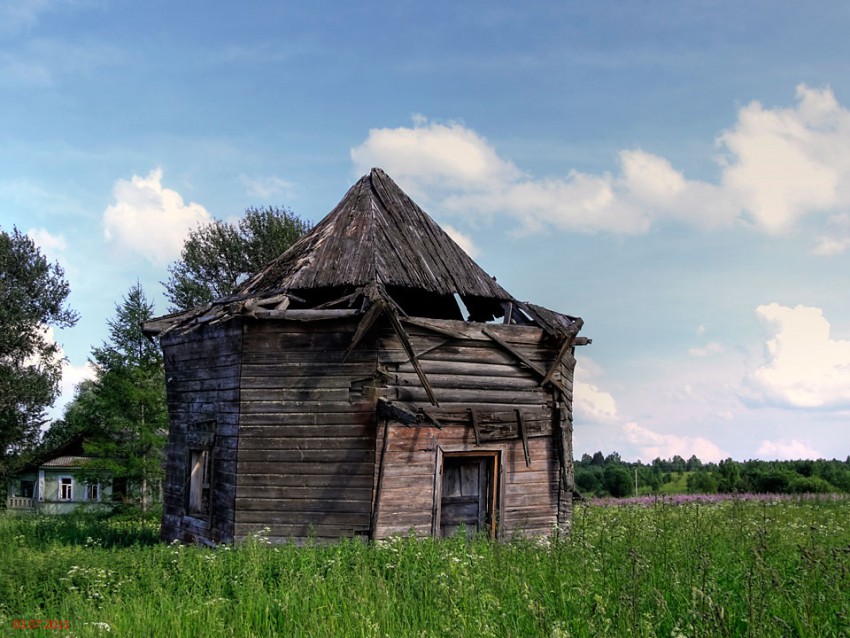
[720, 85, 850, 234]
[623, 422, 728, 462]
[574, 382, 618, 423]
[442, 224, 478, 258]
[103, 168, 211, 265]
[748, 303, 850, 408]
[572, 358, 618, 423]
[756, 438, 822, 460]
[351, 85, 850, 249]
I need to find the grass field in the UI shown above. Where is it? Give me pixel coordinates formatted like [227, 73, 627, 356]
[1, 496, 849, 637]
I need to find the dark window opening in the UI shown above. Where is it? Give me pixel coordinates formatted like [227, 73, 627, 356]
[188, 449, 212, 517]
[19, 480, 34, 498]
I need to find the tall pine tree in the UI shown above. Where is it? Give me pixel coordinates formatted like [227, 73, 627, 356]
[78, 283, 166, 509]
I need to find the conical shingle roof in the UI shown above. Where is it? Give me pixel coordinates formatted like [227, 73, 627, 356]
[237, 168, 511, 300]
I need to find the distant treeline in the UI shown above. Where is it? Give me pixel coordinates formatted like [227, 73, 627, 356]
[575, 451, 850, 498]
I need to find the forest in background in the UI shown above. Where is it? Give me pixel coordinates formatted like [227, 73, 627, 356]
[575, 451, 850, 498]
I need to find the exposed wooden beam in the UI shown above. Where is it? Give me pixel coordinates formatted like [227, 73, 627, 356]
[252, 309, 359, 320]
[516, 409, 531, 467]
[344, 299, 385, 360]
[376, 398, 419, 426]
[482, 327, 546, 377]
[400, 316, 468, 340]
[386, 306, 439, 406]
[539, 324, 581, 389]
[470, 407, 481, 446]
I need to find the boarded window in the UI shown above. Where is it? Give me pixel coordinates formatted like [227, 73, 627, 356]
[188, 449, 212, 517]
[59, 477, 73, 501]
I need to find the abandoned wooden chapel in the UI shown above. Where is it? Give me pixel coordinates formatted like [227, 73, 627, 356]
[144, 168, 589, 545]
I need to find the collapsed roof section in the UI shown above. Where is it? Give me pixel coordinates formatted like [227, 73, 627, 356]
[144, 168, 586, 342]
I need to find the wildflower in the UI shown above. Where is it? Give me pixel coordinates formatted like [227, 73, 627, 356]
[87, 622, 112, 632]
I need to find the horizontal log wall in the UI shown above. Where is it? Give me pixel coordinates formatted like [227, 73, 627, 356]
[234, 319, 377, 542]
[160, 321, 244, 544]
[374, 319, 563, 538]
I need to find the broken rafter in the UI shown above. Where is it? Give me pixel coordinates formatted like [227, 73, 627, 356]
[385, 305, 439, 406]
[344, 298, 386, 360]
[539, 319, 583, 389]
[482, 326, 570, 396]
[482, 326, 546, 377]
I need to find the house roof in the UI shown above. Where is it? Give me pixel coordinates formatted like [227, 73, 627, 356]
[41, 456, 91, 468]
[143, 168, 587, 342]
[237, 168, 512, 300]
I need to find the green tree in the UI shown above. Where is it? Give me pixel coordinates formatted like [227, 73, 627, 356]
[72, 283, 167, 509]
[686, 470, 719, 494]
[163, 206, 312, 311]
[603, 464, 632, 497]
[718, 458, 742, 493]
[0, 227, 77, 467]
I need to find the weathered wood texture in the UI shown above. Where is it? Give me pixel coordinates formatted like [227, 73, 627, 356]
[160, 321, 243, 544]
[234, 319, 377, 541]
[239, 169, 512, 300]
[160, 310, 575, 543]
[372, 319, 565, 539]
[372, 424, 558, 539]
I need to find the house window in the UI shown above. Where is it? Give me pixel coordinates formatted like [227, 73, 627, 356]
[19, 480, 34, 498]
[188, 449, 212, 517]
[86, 483, 100, 501]
[59, 477, 74, 501]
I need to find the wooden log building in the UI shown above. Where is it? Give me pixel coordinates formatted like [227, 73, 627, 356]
[144, 168, 589, 544]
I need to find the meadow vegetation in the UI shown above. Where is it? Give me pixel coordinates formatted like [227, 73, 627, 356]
[1, 496, 849, 637]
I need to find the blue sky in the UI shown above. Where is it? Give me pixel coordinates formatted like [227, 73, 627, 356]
[3, 0, 850, 462]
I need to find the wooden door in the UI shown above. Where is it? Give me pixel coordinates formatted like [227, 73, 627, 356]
[439, 455, 496, 537]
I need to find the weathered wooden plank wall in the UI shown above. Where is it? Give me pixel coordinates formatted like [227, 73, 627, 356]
[373, 320, 562, 538]
[160, 321, 243, 544]
[234, 319, 377, 542]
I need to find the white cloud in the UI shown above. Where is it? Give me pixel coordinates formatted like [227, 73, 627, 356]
[574, 382, 618, 423]
[351, 117, 521, 200]
[351, 85, 850, 249]
[749, 303, 850, 408]
[54, 358, 96, 410]
[102, 168, 211, 265]
[573, 358, 618, 423]
[623, 422, 728, 462]
[26, 227, 66, 259]
[442, 224, 478, 258]
[239, 174, 294, 199]
[756, 438, 822, 460]
[719, 85, 850, 234]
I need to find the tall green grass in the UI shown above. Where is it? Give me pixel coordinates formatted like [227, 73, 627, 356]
[1, 498, 848, 637]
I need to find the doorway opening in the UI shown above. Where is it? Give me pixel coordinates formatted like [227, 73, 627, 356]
[437, 451, 500, 538]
